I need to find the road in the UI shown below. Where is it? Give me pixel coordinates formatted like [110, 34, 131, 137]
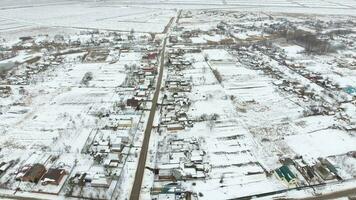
[129, 18, 172, 200]
[296, 187, 356, 200]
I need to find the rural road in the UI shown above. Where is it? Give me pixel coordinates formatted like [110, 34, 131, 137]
[129, 16, 173, 200]
[296, 187, 356, 200]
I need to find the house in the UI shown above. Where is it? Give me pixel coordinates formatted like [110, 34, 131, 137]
[127, 98, 140, 108]
[22, 164, 46, 183]
[169, 35, 178, 43]
[314, 163, 334, 180]
[294, 159, 318, 182]
[167, 124, 184, 131]
[111, 137, 124, 152]
[274, 165, 298, 187]
[190, 150, 204, 164]
[0, 161, 12, 175]
[118, 118, 133, 129]
[135, 90, 147, 97]
[91, 175, 111, 188]
[71, 172, 87, 186]
[41, 168, 67, 185]
[158, 169, 174, 180]
[148, 52, 158, 60]
[104, 153, 122, 168]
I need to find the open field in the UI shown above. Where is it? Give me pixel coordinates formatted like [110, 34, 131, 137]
[0, 0, 356, 38]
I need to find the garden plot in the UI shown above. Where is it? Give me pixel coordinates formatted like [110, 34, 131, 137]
[329, 155, 356, 180]
[213, 61, 304, 126]
[0, 61, 127, 160]
[203, 49, 234, 61]
[184, 174, 284, 200]
[302, 57, 356, 88]
[280, 45, 356, 90]
[184, 62, 217, 85]
[188, 84, 233, 117]
[292, 115, 339, 134]
[191, 34, 227, 44]
[285, 129, 356, 159]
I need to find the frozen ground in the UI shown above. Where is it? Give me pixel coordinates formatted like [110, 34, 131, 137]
[0, 0, 356, 39]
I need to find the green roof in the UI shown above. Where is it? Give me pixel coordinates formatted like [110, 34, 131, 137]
[275, 165, 296, 183]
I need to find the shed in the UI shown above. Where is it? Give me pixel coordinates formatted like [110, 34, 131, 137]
[22, 164, 46, 183]
[91, 175, 110, 188]
[167, 124, 184, 131]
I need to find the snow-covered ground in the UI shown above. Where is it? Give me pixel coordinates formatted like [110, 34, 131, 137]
[143, 9, 356, 200]
[0, 2, 355, 200]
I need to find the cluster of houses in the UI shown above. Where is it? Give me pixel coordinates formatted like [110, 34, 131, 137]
[256, 36, 354, 103]
[0, 22, 164, 199]
[121, 51, 159, 111]
[161, 91, 193, 132]
[0, 54, 62, 85]
[15, 164, 67, 186]
[150, 137, 209, 200]
[274, 157, 340, 187]
[158, 49, 195, 132]
[168, 53, 191, 71]
[156, 137, 210, 181]
[235, 46, 345, 117]
[88, 130, 130, 170]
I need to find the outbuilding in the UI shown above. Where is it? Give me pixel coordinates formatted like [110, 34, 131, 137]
[22, 164, 46, 183]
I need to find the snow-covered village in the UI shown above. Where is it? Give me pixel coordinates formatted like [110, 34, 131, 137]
[0, 1, 355, 200]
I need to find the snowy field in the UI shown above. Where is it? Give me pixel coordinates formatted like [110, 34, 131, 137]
[0, 4, 175, 34]
[0, 0, 356, 39]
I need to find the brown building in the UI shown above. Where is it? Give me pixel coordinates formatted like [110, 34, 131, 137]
[22, 164, 46, 183]
[127, 98, 139, 108]
[41, 168, 67, 185]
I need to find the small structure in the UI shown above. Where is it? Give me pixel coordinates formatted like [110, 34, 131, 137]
[22, 164, 46, 183]
[314, 163, 334, 180]
[158, 169, 174, 181]
[0, 161, 12, 175]
[118, 118, 133, 129]
[274, 165, 298, 187]
[167, 124, 184, 131]
[127, 98, 140, 108]
[41, 168, 67, 185]
[91, 175, 111, 188]
[344, 86, 356, 95]
[147, 52, 158, 60]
